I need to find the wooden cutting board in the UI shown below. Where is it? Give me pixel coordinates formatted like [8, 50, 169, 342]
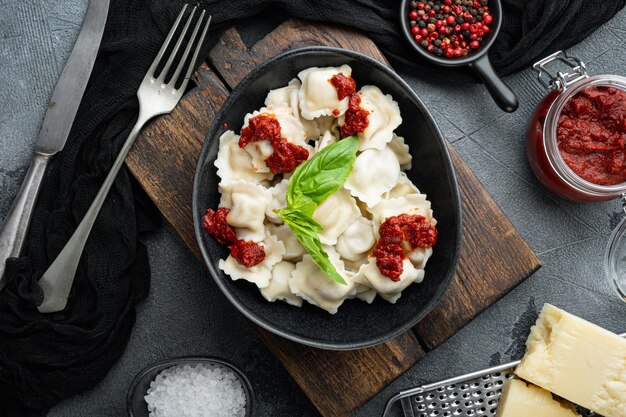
[125, 20, 541, 417]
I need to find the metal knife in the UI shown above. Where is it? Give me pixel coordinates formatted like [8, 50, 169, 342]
[0, 0, 109, 290]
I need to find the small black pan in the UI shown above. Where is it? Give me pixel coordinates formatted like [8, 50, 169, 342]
[400, 0, 518, 112]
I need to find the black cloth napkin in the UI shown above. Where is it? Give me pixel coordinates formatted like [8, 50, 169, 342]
[0, 0, 623, 416]
[203, 0, 626, 75]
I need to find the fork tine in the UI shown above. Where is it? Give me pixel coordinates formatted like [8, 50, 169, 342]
[157, 6, 197, 83]
[178, 14, 212, 92]
[170, 10, 206, 88]
[145, 4, 188, 80]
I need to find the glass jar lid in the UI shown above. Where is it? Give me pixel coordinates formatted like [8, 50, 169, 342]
[605, 193, 626, 302]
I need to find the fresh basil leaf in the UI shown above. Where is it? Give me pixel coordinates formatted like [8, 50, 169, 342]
[277, 207, 346, 285]
[277, 207, 323, 235]
[296, 232, 346, 285]
[275, 136, 358, 286]
[277, 193, 318, 220]
[276, 194, 322, 235]
[287, 136, 358, 206]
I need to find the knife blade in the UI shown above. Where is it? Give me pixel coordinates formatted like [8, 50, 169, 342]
[0, 0, 109, 289]
[36, 0, 109, 155]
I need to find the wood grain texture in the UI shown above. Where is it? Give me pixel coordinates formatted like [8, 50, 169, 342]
[414, 144, 541, 350]
[124, 18, 540, 417]
[126, 63, 228, 259]
[257, 328, 425, 417]
[209, 20, 388, 86]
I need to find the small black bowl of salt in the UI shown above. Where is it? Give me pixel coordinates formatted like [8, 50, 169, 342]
[127, 357, 254, 417]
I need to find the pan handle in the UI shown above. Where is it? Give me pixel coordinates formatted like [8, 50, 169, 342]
[469, 54, 519, 113]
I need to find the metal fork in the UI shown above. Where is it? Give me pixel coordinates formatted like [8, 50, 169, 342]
[37, 5, 211, 313]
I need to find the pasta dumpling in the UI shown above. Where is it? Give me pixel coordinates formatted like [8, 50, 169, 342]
[313, 130, 338, 154]
[344, 147, 400, 207]
[265, 78, 335, 139]
[219, 180, 272, 242]
[357, 257, 424, 303]
[312, 188, 361, 245]
[214, 131, 273, 183]
[265, 178, 289, 224]
[260, 261, 303, 307]
[385, 172, 420, 199]
[388, 134, 412, 170]
[264, 78, 300, 109]
[353, 285, 377, 304]
[289, 247, 356, 314]
[267, 223, 305, 262]
[369, 194, 434, 231]
[335, 217, 375, 263]
[298, 65, 353, 120]
[341, 85, 402, 151]
[241, 107, 311, 173]
[219, 231, 285, 288]
[407, 246, 433, 269]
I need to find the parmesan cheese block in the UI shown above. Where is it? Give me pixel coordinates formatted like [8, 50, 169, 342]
[495, 379, 578, 417]
[515, 304, 626, 417]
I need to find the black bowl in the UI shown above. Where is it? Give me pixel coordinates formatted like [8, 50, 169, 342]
[127, 357, 254, 417]
[399, 0, 518, 112]
[192, 46, 461, 350]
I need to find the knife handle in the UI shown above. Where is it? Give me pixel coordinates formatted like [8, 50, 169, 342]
[0, 152, 50, 290]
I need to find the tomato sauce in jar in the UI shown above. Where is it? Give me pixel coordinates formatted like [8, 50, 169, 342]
[557, 87, 626, 186]
[526, 51, 626, 202]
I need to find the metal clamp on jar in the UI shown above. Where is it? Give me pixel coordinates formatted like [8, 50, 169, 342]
[526, 50, 626, 202]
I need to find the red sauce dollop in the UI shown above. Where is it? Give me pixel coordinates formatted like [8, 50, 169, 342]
[203, 208, 237, 246]
[329, 73, 356, 100]
[230, 239, 266, 268]
[373, 214, 437, 281]
[239, 114, 281, 148]
[340, 94, 370, 138]
[239, 114, 309, 174]
[265, 137, 309, 174]
[203, 208, 266, 268]
[557, 86, 626, 186]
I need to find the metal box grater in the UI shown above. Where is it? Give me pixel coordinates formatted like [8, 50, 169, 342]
[382, 360, 599, 417]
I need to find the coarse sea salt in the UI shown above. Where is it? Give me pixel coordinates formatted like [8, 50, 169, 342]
[145, 363, 247, 417]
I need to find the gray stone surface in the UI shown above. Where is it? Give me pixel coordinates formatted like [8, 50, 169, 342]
[1, 1, 625, 417]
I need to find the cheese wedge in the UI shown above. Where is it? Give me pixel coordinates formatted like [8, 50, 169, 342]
[495, 378, 578, 417]
[515, 304, 626, 417]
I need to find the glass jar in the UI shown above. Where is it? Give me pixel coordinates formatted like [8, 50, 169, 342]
[606, 194, 626, 302]
[526, 51, 626, 202]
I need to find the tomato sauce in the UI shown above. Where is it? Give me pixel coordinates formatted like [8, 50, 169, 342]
[329, 73, 356, 100]
[340, 94, 370, 138]
[239, 114, 309, 174]
[203, 208, 237, 246]
[373, 214, 437, 281]
[557, 87, 626, 186]
[239, 114, 281, 148]
[229, 240, 266, 268]
[265, 136, 309, 174]
[203, 208, 266, 268]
